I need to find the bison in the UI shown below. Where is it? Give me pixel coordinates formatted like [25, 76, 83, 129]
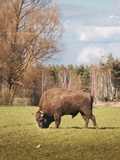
[34, 88, 98, 129]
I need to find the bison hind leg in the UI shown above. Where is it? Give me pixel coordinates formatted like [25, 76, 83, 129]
[90, 114, 98, 128]
[80, 112, 89, 128]
[82, 115, 89, 128]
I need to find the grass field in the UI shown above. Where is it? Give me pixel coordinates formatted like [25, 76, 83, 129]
[0, 106, 120, 160]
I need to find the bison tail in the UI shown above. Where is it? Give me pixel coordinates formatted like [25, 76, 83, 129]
[90, 95, 94, 111]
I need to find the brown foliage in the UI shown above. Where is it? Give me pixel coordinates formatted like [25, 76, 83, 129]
[0, 0, 63, 105]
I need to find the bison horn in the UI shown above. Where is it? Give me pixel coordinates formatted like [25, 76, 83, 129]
[40, 111, 44, 114]
[40, 111, 44, 117]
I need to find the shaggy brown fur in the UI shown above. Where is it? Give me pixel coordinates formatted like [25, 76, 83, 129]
[35, 88, 98, 128]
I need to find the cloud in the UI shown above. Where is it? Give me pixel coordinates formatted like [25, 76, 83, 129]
[108, 15, 119, 19]
[57, 2, 120, 66]
[63, 21, 120, 45]
[76, 46, 106, 65]
[77, 26, 120, 42]
[61, 2, 120, 45]
[114, 0, 120, 9]
[60, 3, 120, 26]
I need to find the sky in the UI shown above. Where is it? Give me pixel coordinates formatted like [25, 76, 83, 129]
[50, 0, 120, 66]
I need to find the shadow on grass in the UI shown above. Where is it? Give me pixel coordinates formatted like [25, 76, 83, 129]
[98, 127, 120, 130]
[50, 126, 120, 130]
[2, 125, 119, 130]
[71, 126, 120, 130]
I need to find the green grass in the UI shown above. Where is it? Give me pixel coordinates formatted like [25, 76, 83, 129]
[0, 106, 120, 160]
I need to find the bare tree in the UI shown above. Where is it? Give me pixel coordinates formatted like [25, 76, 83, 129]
[90, 64, 116, 103]
[0, 0, 63, 105]
[57, 66, 69, 89]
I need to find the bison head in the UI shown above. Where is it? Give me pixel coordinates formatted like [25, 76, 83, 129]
[33, 110, 50, 128]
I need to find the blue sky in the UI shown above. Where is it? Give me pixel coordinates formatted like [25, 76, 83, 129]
[51, 0, 120, 66]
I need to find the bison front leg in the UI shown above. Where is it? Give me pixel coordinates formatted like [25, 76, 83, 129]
[54, 114, 61, 128]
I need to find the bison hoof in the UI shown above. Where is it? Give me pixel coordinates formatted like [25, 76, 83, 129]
[94, 125, 99, 129]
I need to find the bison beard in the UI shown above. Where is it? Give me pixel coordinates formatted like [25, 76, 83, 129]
[34, 88, 98, 129]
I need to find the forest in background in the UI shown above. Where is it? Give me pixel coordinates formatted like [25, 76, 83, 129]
[0, 1, 120, 106]
[0, 53, 120, 106]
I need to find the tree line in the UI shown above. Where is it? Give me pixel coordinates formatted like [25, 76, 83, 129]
[0, 52, 120, 105]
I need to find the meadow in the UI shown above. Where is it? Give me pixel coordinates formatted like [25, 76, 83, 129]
[0, 106, 120, 160]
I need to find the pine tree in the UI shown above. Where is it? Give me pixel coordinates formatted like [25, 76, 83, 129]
[82, 67, 90, 92]
[75, 65, 85, 76]
[107, 53, 114, 67]
[112, 59, 120, 98]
